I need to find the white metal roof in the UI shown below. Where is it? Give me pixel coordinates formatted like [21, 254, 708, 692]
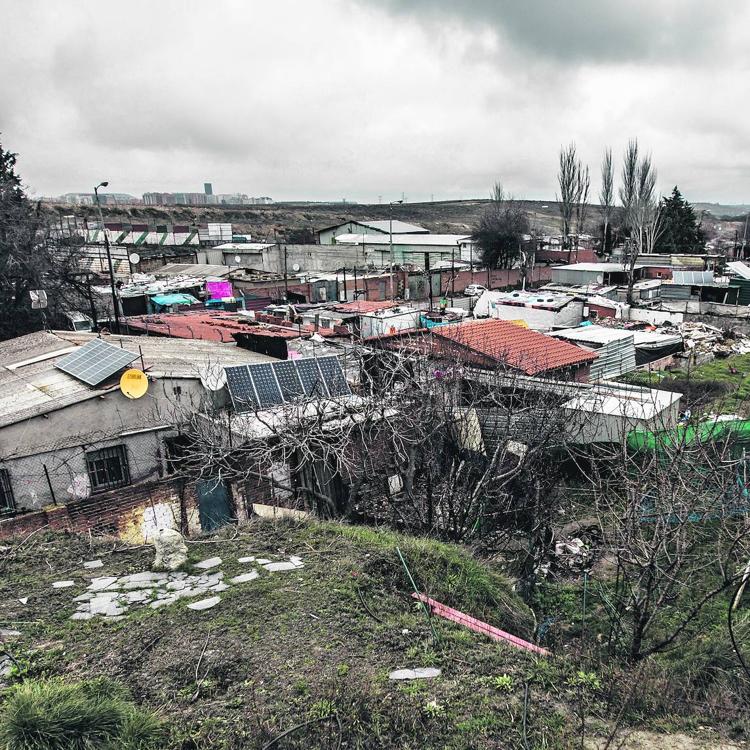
[551, 325, 634, 344]
[552, 263, 644, 272]
[334, 233, 472, 247]
[356, 220, 427, 234]
[671, 270, 714, 285]
[214, 243, 275, 251]
[728, 261, 750, 280]
[155, 263, 231, 278]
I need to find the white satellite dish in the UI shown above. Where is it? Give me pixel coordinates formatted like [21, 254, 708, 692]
[129, 252, 141, 265]
[198, 364, 227, 392]
[234, 255, 242, 264]
[292, 263, 301, 272]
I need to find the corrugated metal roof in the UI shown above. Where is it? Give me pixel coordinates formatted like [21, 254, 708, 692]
[552, 263, 643, 272]
[357, 220, 427, 234]
[672, 270, 714, 285]
[334, 233, 471, 246]
[432, 319, 597, 376]
[319, 220, 427, 235]
[154, 263, 231, 278]
[0, 331, 276, 427]
[551, 326, 636, 380]
[551, 326, 633, 345]
[727, 261, 750, 280]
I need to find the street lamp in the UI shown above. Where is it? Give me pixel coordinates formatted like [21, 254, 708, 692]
[93, 181, 121, 331]
[389, 199, 403, 301]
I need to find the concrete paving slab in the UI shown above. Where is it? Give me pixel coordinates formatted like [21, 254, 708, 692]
[83, 560, 104, 569]
[264, 561, 297, 572]
[388, 668, 442, 680]
[187, 596, 221, 611]
[193, 557, 222, 570]
[52, 581, 76, 589]
[230, 571, 259, 584]
[88, 577, 119, 592]
[238, 556, 256, 563]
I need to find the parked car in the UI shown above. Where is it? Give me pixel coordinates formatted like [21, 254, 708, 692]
[463, 284, 487, 297]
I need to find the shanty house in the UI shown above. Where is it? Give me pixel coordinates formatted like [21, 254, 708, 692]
[472, 289, 583, 330]
[0, 331, 278, 543]
[430, 319, 597, 381]
[317, 219, 428, 245]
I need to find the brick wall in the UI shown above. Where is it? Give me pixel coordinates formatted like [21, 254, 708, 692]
[0, 476, 200, 542]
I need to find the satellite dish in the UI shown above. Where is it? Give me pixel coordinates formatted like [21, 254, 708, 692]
[292, 263, 301, 272]
[119, 369, 149, 399]
[234, 255, 242, 264]
[199, 363, 227, 391]
[129, 252, 141, 265]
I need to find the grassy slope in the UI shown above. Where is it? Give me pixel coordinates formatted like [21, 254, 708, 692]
[0, 520, 585, 750]
[620, 353, 750, 416]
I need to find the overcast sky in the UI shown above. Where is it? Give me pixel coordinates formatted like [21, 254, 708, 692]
[1, 0, 748, 204]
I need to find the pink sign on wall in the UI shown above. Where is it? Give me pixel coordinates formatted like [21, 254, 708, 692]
[206, 280, 233, 299]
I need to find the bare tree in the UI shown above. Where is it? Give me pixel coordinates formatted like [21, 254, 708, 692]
[599, 148, 614, 255]
[584, 421, 750, 662]
[558, 143, 578, 252]
[166, 339, 600, 601]
[619, 140, 661, 304]
[557, 143, 590, 262]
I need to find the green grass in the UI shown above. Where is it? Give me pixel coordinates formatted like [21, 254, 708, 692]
[0, 677, 164, 750]
[2, 518, 747, 747]
[619, 352, 750, 415]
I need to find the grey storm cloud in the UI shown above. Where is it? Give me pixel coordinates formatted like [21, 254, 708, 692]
[1, 0, 749, 203]
[365, 0, 735, 63]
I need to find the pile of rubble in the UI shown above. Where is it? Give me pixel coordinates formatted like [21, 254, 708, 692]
[662, 321, 750, 358]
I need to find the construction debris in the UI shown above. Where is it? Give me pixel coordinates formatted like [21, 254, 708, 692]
[411, 593, 550, 656]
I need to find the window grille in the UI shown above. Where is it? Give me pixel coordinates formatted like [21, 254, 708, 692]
[0, 469, 15, 513]
[85, 445, 131, 492]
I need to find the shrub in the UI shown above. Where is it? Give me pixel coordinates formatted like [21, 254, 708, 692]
[0, 677, 164, 750]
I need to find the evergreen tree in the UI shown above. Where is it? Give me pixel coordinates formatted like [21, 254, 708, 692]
[654, 186, 706, 254]
[0, 140, 52, 340]
[473, 183, 530, 269]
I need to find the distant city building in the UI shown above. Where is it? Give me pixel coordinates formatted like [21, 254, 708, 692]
[57, 192, 140, 206]
[142, 187, 273, 206]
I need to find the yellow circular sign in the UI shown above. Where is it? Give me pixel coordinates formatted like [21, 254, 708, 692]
[119, 369, 149, 399]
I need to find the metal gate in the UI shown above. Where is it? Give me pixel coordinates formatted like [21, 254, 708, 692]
[196, 479, 234, 532]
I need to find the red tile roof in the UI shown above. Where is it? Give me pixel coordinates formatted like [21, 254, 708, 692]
[124, 312, 258, 343]
[331, 300, 398, 314]
[124, 311, 340, 343]
[432, 319, 597, 375]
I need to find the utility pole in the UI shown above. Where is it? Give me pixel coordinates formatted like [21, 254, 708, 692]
[284, 244, 289, 300]
[93, 182, 121, 331]
[389, 199, 403, 301]
[450, 246, 455, 304]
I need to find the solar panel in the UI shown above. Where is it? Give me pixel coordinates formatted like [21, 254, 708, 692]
[55, 339, 138, 386]
[247, 363, 283, 408]
[274, 360, 305, 400]
[223, 356, 351, 412]
[316, 356, 350, 396]
[296, 358, 327, 397]
[225, 365, 258, 412]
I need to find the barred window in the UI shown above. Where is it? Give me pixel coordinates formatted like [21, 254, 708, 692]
[85, 445, 131, 492]
[0, 469, 15, 513]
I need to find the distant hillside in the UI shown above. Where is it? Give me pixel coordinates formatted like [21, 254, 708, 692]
[45, 198, 568, 241]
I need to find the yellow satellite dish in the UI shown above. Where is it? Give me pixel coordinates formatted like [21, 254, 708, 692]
[119, 369, 149, 399]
